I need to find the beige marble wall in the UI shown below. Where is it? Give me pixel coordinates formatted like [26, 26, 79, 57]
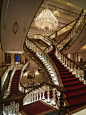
[20, 54, 25, 64]
[0, 48, 5, 64]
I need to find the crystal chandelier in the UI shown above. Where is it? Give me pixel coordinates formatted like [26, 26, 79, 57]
[35, 9, 58, 31]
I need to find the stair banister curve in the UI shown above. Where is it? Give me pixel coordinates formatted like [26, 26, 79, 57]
[20, 81, 66, 115]
[55, 47, 86, 83]
[19, 61, 30, 92]
[56, 9, 84, 46]
[24, 37, 64, 87]
[57, 9, 86, 52]
[50, 18, 77, 40]
[0, 65, 15, 99]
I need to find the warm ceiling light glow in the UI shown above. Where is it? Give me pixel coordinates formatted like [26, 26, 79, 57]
[53, 10, 59, 15]
[35, 71, 39, 75]
[35, 9, 58, 31]
[24, 73, 27, 76]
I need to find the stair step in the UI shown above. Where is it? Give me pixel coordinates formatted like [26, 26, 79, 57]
[63, 80, 82, 87]
[62, 77, 78, 82]
[65, 84, 85, 92]
[67, 95, 86, 107]
[58, 69, 69, 72]
[60, 74, 75, 78]
[59, 71, 72, 75]
[65, 87, 86, 99]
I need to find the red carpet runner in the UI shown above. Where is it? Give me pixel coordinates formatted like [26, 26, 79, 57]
[8, 70, 21, 97]
[48, 53, 86, 114]
[21, 101, 56, 115]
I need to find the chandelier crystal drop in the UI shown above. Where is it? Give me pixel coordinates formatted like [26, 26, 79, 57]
[35, 9, 58, 31]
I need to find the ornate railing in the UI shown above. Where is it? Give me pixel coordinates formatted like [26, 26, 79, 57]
[21, 81, 66, 115]
[27, 33, 52, 46]
[57, 9, 86, 52]
[2, 101, 20, 115]
[3, 64, 23, 99]
[1, 65, 15, 90]
[44, 19, 77, 52]
[19, 61, 30, 92]
[1, 81, 66, 115]
[24, 37, 63, 86]
[55, 48, 86, 83]
[50, 19, 76, 40]
[0, 65, 15, 99]
[44, 44, 53, 53]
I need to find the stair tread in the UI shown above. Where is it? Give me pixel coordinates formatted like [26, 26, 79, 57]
[62, 77, 78, 82]
[67, 95, 86, 107]
[65, 87, 86, 98]
[65, 83, 85, 91]
[63, 80, 82, 86]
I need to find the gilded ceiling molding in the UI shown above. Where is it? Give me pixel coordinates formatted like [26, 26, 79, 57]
[3, 23, 6, 29]
[12, 20, 19, 35]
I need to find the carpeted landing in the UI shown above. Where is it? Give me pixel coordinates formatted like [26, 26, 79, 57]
[20, 100, 57, 115]
[48, 53, 86, 114]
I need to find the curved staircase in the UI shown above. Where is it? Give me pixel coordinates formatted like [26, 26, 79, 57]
[48, 51, 86, 114]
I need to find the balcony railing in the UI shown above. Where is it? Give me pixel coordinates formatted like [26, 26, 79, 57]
[27, 33, 52, 46]
[21, 81, 66, 115]
[57, 9, 86, 52]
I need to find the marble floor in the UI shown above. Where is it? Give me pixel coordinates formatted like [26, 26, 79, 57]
[72, 108, 86, 115]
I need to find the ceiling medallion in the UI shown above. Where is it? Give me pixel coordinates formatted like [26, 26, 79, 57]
[12, 20, 19, 34]
[35, 8, 58, 31]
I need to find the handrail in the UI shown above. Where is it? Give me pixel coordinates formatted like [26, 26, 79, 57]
[43, 19, 78, 52]
[0, 92, 25, 104]
[55, 48, 86, 81]
[19, 61, 30, 93]
[56, 9, 84, 47]
[27, 33, 52, 45]
[25, 37, 63, 87]
[60, 10, 86, 53]
[20, 81, 66, 96]
[22, 81, 66, 114]
[58, 47, 86, 70]
[44, 44, 53, 51]
[1, 65, 15, 91]
[49, 18, 77, 39]
[0, 70, 12, 99]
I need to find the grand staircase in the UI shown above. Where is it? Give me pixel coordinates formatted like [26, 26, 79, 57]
[1, 5, 86, 115]
[48, 53, 86, 114]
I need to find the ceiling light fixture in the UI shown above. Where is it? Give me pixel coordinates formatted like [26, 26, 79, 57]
[35, 8, 58, 31]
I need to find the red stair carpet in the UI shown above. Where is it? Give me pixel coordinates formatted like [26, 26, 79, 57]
[8, 70, 21, 97]
[48, 53, 86, 114]
[20, 100, 56, 115]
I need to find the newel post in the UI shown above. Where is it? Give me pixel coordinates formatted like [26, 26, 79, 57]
[58, 91, 65, 115]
